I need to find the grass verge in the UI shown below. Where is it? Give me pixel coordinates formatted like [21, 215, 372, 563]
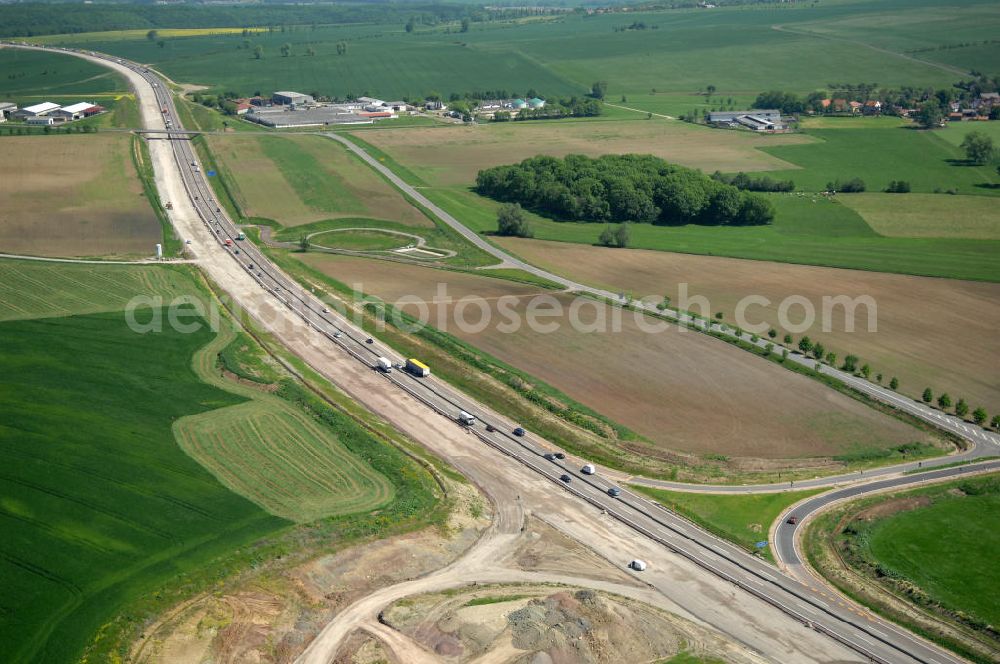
[631, 486, 823, 563]
[803, 473, 1000, 664]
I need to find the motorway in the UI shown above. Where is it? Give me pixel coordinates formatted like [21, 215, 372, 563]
[9, 42, 995, 664]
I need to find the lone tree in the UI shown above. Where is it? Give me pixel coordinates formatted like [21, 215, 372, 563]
[889, 376, 899, 390]
[841, 354, 859, 373]
[768, 328, 777, 339]
[496, 203, 533, 238]
[298, 234, 311, 252]
[922, 387, 933, 403]
[460, 17, 470, 32]
[812, 342, 825, 360]
[590, 81, 608, 100]
[146, 29, 158, 41]
[798, 336, 813, 354]
[937, 392, 952, 410]
[972, 407, 988, 426]
[706, 84, 716, 98]
[955, 398, 969, 418]
[783, 333, 793, 345]
[614, 221, 631, 248]
[253, 44, 264, 59]
[960, 130, 995, 165]
[280, 42, 292, 57]
[915, 102, 943, 129]
[405, 17, 416, 33]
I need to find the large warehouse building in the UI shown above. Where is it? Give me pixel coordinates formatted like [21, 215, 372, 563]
[271, 91, 314, 106]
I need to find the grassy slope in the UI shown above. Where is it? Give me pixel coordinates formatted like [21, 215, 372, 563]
[804, 473, 1000, 663]
[866, 488, 1000, 627]
[632, 485, 822, 562]
[0, 309, 288, 664]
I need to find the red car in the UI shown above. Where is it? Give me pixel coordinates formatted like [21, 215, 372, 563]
[786, 515, 798, 525]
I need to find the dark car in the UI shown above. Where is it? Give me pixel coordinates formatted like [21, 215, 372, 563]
[486, 424, 496, 433]
[608, 487, 622, 497]
[543, 453, 555, 461]
[366, 338, 374, 344]
[786, 515, 798, 525]
[560, 474, 572, 483]
[513, 427, 526, 437]
[554, 452, 566, 460]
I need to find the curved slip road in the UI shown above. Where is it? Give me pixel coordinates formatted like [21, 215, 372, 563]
[8, 40, 992, 664]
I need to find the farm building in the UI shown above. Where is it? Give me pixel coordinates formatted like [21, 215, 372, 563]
[527, 97, 546, 109]
[51, 102, 99, 121]
[14, 101, 60, 119]
[25, 116, 55, 126]
[247, 105, 373, 128]
[0, 102, 17, 120]
[511, 98, 528, 109]
[271, 91, 314, 106]
[708, 109, 785, 131]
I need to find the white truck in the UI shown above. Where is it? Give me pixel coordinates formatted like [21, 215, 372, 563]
[457, 410, 476, 426]
[581, 464, 596, 475]
[629, 560, 647, 572]
[376, 357, 393, 373]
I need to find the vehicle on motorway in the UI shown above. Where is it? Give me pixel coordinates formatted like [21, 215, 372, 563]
[544, 453, 556, 461]
[406, 358, 430, 377]
[629, 559, 648, 572]
[786, 515, 798, 525]
[236, 232, 246, 241]
[376, 357, 393, 373]
[608, 487, 622, 497]
[458, 410, 476, 426]
[560, 474, 572, 483]
[322, 307, 329, 313]
[185, 239, 192, 245]
[165, 201, 173, 209]
[581, 464, 596, 475]
[162, 107, 168, 113]
[513, 426, 526, 437]
[333, 332, 343, 339]
[485, 424, 496, 432]
[554, 452, 565, 459]
[234, 249, 240, 255]
[224, 238, 233, 247]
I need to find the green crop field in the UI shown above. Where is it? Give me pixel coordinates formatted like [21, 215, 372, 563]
[174, 323, 394, 523]
[422, 186, 1000, 282]
[761, 127, 1000, 195]
[632, 486, 822, 561]
[864, 480, 1000, 629]
[0, 47, 126, 96]
[0, 259, 432, 662]
[0, 307, 287, 663]
[205, 134, 430, 228]
[40, 0, 999, 101]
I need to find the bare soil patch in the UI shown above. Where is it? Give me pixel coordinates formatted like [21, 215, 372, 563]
[497, 238, 1000, 412]
[382, 585, 761, 664]
[0, 135, 160, 257]
[306, 254, 929, 460]
[359, 122, 810, 186]
[132, 480, 489, 664]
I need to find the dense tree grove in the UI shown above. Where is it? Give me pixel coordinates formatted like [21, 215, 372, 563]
[711, 171, 795, 192]
[476, 154, 775, 226]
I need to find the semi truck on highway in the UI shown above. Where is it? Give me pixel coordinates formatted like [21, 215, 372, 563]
[458, 410, 476, 426]
[376, 357, 392, 373]
[406, 358, 430, 377]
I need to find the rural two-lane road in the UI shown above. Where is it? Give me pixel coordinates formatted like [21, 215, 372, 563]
[7, 40, 995, 664]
